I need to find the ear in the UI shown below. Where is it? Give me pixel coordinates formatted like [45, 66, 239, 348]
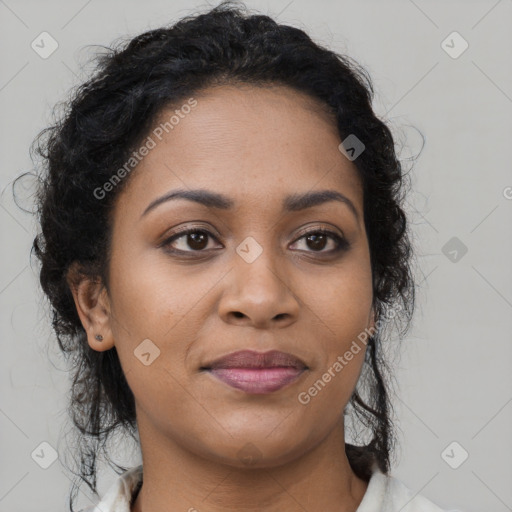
[66, 262, 114, 351]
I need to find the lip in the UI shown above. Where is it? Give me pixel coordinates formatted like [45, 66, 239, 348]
[201, 349, 309, 394]
[203, 349, 308, 370]
[207, 367, 306, 394]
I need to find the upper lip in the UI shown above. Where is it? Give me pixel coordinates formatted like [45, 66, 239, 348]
[203, 350, 308, 370]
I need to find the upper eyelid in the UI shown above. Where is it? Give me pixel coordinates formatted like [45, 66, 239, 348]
[163, 226, 345, 249]
[165, 220, 344, 238]
[166, 224, 343, 239]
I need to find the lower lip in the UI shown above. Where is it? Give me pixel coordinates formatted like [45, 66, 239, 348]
[207, 367, 306, 394]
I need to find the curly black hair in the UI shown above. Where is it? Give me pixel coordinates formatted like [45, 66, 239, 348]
[19, 1, 418, 510]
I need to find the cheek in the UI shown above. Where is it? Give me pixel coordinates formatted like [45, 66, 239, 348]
[108, 247, 200, 339]
[297, 259, 372, 395]
[106, 247, 223, 390]
[297, 295, 369, 427]
[306, 260, 373, 340]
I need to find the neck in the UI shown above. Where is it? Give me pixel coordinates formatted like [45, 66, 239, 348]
[131, 413, 369, 512]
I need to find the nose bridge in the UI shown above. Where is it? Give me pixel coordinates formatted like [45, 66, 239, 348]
[234, 234, 287, 300]
[218, 233, 299, 327]
[239, 242, 282, 292]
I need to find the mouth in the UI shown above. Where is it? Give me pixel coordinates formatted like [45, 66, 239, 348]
[202, 349, 308, 370]
[201, 349, 308, 394]
[205, 367, 307, 394]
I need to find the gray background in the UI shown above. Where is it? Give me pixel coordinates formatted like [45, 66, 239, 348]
[1, 0, 511, 511]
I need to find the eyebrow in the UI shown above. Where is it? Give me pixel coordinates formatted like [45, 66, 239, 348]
[140, 188, 359, 221]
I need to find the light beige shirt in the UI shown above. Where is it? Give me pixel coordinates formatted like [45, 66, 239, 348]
[79, 464, 463, 512]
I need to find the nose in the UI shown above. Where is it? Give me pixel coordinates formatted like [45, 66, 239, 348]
[218, 250, 300, 329]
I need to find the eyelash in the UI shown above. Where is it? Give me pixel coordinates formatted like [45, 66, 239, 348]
[160, 226, 350, 257]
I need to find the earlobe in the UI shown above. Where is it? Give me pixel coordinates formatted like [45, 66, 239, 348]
[66, 263, 114, 351]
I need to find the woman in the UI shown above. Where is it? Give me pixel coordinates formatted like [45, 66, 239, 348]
[28, 1, 464, 511]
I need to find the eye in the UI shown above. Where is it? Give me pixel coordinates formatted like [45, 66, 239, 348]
[290, 228, 349, 254]
[161, 227, 221, 254]
[160, 226, 350, 256]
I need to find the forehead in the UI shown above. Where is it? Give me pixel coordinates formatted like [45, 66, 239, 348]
[116, 84, 363, 217]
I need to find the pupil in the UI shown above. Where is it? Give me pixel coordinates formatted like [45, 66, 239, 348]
[189, 232, 207, 250]
[307, 233, 326, 251]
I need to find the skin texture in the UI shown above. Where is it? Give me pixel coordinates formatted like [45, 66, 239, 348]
[68, 84, 376, 512]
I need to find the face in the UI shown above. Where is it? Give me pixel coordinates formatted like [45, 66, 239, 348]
[72, 84, 375, 468]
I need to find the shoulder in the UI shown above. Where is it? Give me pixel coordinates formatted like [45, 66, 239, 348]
[357, 468, 465, 512]
[76, 465, 143, 512]
[384, 474, 464, 512]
